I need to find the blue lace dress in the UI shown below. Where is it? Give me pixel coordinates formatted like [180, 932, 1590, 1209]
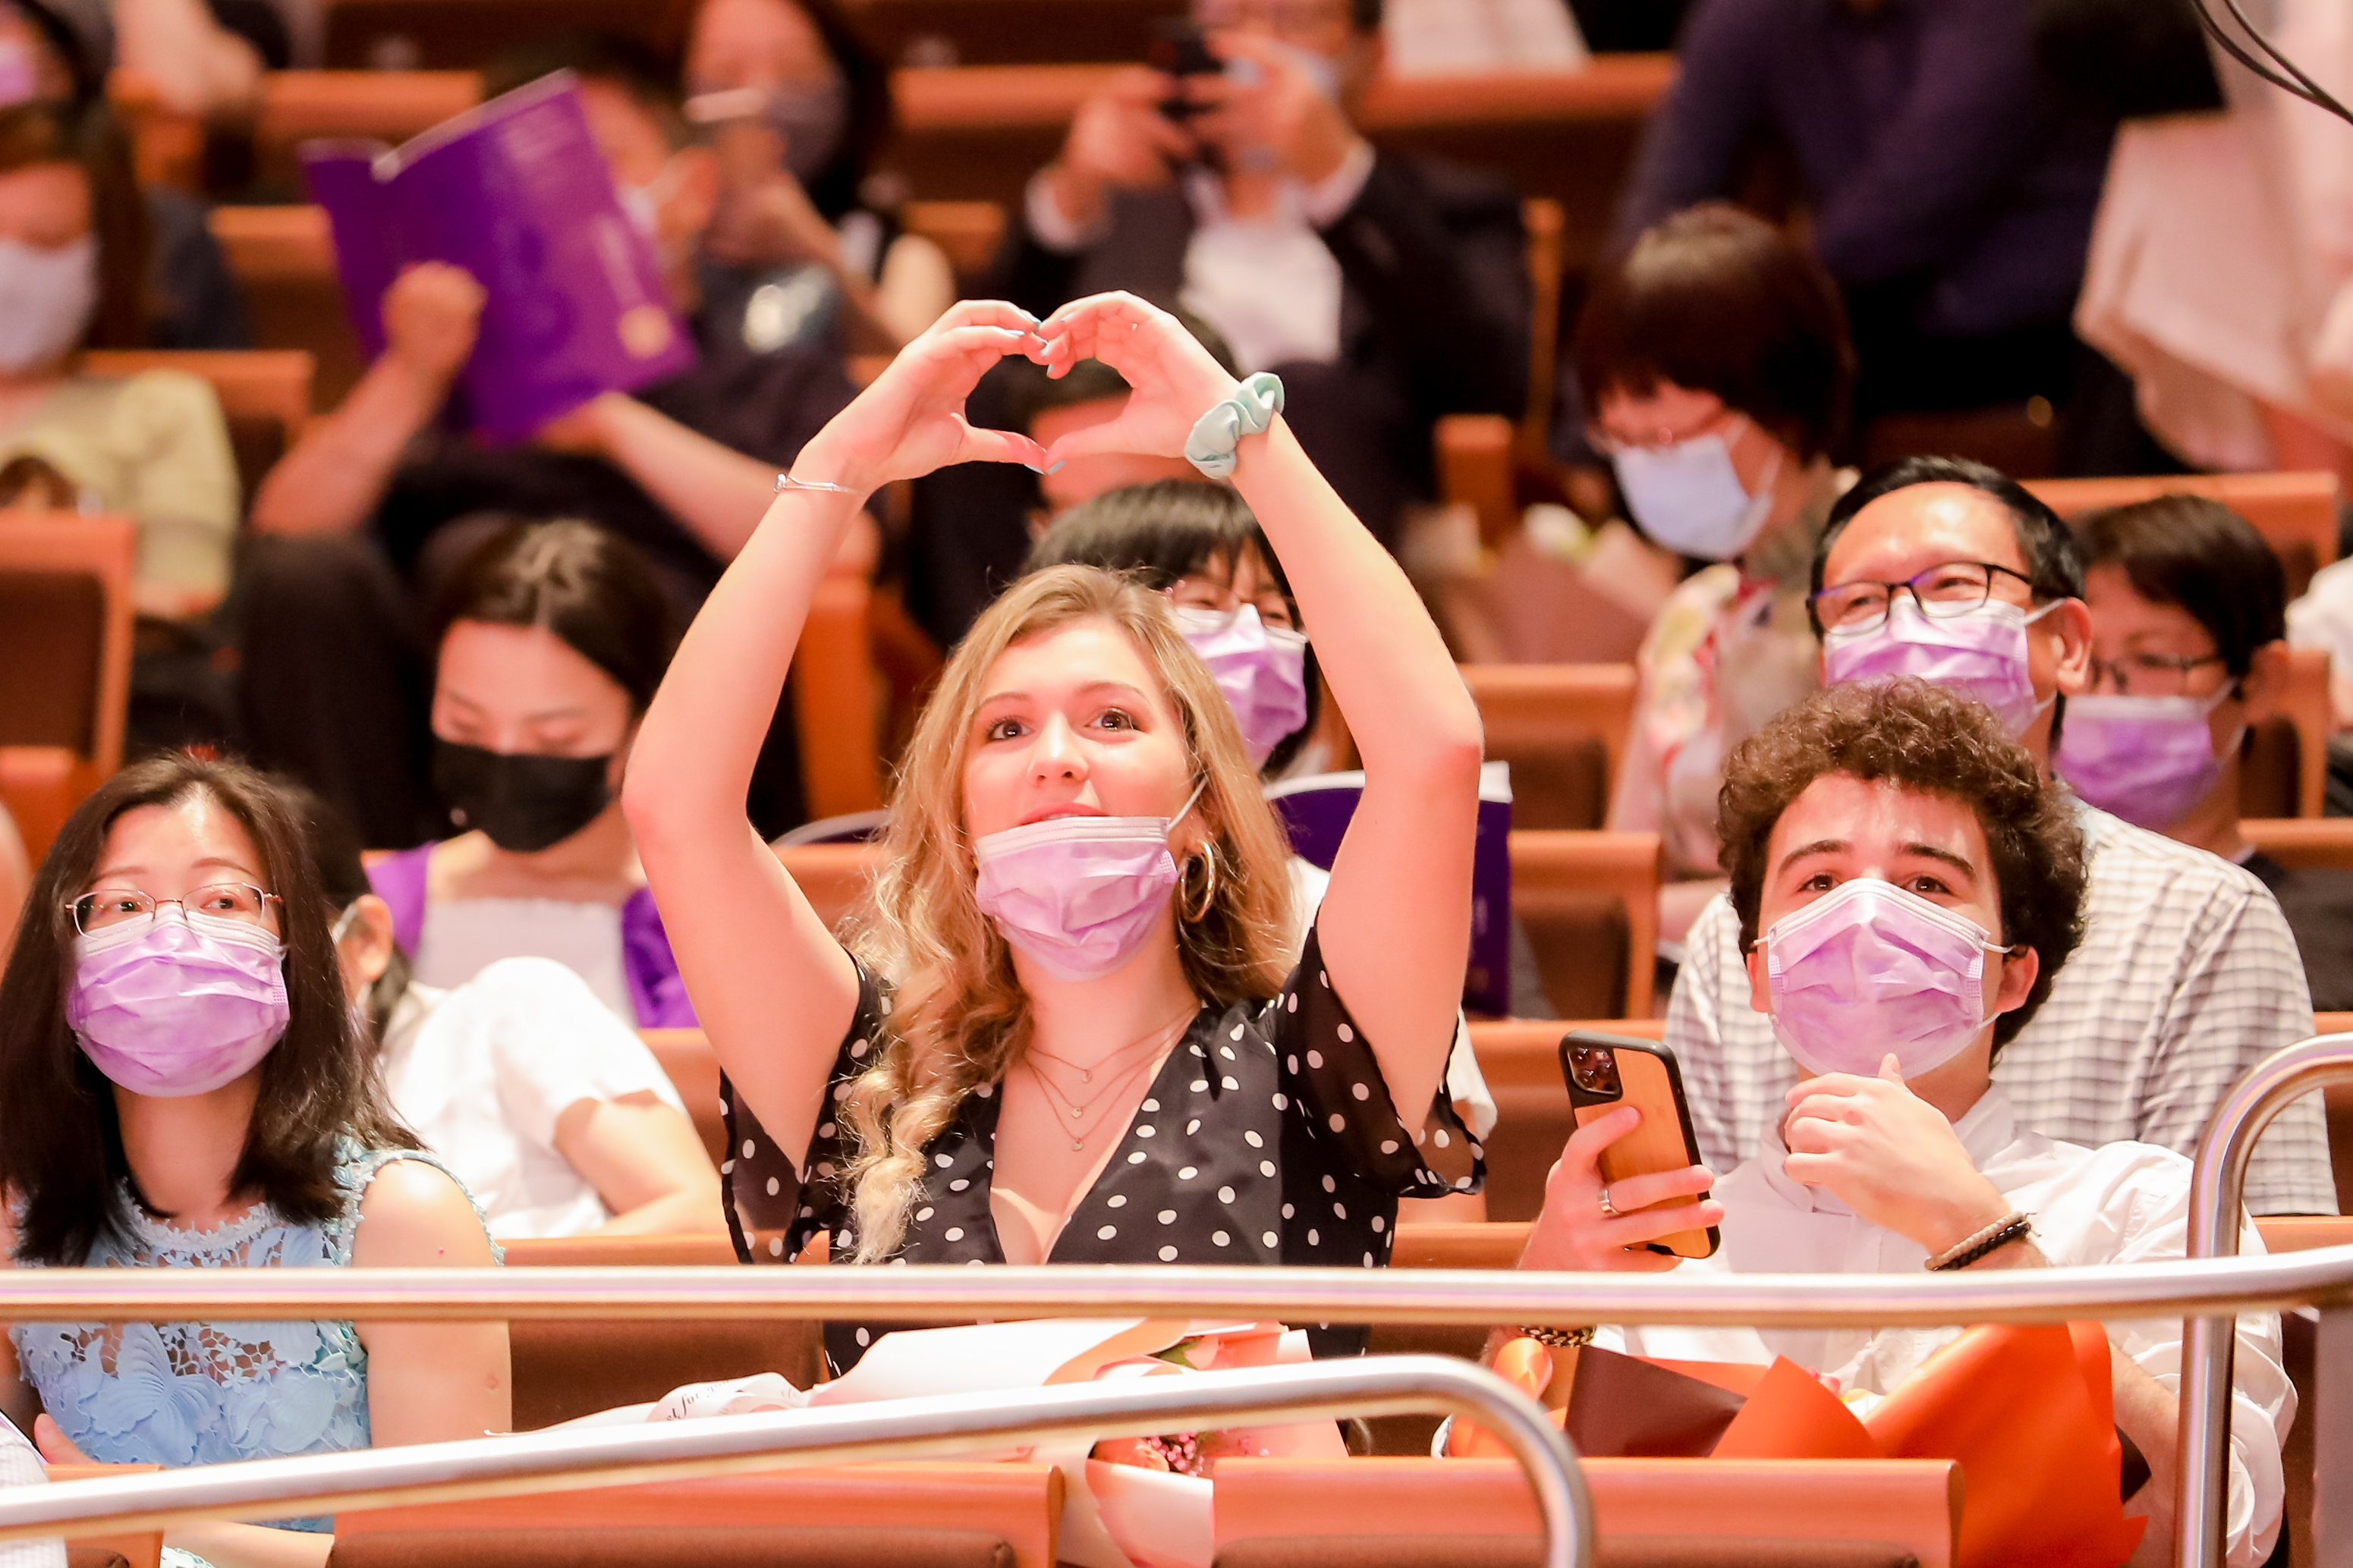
[7, 1140, 494, 1546]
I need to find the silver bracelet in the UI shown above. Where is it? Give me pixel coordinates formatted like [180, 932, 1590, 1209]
[775, 473, 856, 495]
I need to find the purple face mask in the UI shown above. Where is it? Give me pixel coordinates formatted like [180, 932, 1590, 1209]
[1172, 604, 1310, 766]
[1756, 876, 2012, 1078]
[2054, 690, 2235, 831]
[972, 784, 1204, 982]
[1821, 598, 2056, 736]
[68, 911, 289, 1096]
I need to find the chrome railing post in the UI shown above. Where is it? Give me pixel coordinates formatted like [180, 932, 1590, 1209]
[2179, 1031, 2353, 1568]
[0, 1358, 1592, 1568]
[2313, 1306, 2353, 1568]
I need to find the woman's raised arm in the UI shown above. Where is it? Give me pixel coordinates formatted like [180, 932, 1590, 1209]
[1034, 294, 1483, 1125]
[624, 302, 1046, 1160]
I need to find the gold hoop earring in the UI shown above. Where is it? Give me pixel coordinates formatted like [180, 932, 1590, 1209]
[1181, 846, 1219, 923]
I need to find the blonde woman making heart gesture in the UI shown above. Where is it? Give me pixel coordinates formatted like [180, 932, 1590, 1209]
[624, 294, 1485, 1373]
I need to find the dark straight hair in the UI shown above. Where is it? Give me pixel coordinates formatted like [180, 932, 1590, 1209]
[432, 519, 678, 714]
[2076, 495, 2286, 680]
[0, 96, 149, 350]
[1575, 203, 1854, 463]
[1024, 480, 1323, 778]
[0, 755, 417, 1265]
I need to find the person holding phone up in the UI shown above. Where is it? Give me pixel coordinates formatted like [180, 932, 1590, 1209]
[1515, 677, 2291, 1568]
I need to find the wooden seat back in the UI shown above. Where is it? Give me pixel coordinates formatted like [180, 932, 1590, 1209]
[208, 206, 370, 407]
[43, 1464, 162, 1568]
[499, 1233, 819, 1429]
[1467, 1018, 1660, 1223]
[640, 1027, 726, 1165]
[1508, 832, 1660, 1020]
[797, 577, 887, 821]
[774, 841, 885, 934]
[2028, 471, 2340, 601]
[0, 512, 136, 856]
[82, 350, 313, 506]
[332, 1463, 1062, 1568]
[1214, 1456, 1960, 1568]
[2243, 818, 2353, 872]
[1462, 664, 1638, 830]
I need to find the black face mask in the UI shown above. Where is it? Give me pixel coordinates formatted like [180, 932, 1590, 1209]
[430, 740, 614, 854]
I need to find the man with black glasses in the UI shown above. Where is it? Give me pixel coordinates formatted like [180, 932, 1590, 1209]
[1667, 456, 2335, 1216]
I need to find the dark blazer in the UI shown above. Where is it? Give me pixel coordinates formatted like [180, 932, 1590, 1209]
[903, 150, 1530, 649]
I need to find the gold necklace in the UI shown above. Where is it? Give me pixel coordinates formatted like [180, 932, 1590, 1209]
[1020, 1009, 1197, 1152]
[1023, 1001, 1197, 1086]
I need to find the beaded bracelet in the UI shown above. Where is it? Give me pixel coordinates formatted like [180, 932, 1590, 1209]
[1925, 1211, 2034, 1272]
[1184, 372, 1285, 479]
[1517, 1324, 1596, 1348]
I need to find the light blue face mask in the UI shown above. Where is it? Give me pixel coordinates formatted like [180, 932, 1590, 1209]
[1612, 432, 1779, 561]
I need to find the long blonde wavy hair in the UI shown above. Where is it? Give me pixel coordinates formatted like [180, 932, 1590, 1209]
[837, 564, 1298, 1262]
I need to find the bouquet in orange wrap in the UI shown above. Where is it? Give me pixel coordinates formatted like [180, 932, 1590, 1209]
[1454, 1322, 2146, 1568]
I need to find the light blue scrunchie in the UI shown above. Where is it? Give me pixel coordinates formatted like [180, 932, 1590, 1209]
[1184, 372, 1285, 479]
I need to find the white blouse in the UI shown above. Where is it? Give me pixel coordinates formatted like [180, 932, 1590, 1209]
[380, 957, 687, 1239]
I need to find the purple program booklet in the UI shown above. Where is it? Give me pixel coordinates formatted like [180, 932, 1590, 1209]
[1267, 762, 1513, 1017]
[300, 71, 696, 442]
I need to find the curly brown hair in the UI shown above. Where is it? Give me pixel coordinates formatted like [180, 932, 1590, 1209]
[1718, 680, 2088, 1051]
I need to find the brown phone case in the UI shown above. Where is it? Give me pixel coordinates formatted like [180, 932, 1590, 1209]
[1559, 1032, 1719, 1258]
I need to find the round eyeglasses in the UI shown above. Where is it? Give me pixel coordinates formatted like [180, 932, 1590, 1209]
[1810, 561, 2039, 633]
[68, 882, 282, 935]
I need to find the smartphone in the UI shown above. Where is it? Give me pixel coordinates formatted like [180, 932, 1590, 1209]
[1558, 1031, 1719, 1259]
[1150, 19, 1222, 121]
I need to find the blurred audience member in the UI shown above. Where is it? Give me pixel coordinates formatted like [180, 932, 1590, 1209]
[2071, 496, 2353, 1010]
[0, 755, 508, 1566]
[1669, 457, 2335, 1214]
[0, 97, 236, 621]
[2076, 3, 2353, 484]
[309, 800, 719, 1238]
[1614, 0, 2112, 434]
[1579, 205, 1854, 946]
[3, 0, 253, 348]
[357, 522, 700, 1029]
[685, 0, 953, 348]
[243, 33, 857, 844]
[993, 0, 1528, 551]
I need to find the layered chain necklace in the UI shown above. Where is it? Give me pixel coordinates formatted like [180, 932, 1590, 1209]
[1020, 1004, 1197, 1152]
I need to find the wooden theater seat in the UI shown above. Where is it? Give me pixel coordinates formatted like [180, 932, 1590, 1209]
[774, 841, 885, 933]
[332, 1463, 1062, 1568]
[640, 1027, 727, 1165]
[0, 512, 136, 857]
[2242, 818, 2353, 873]
[209, 205, 370, 407]
[1461, 664, 1638, 830]
[1465, 1018, 1657, 1224]
[1508, 831, 1662, 1020]
[499, 1233, 819, 1429]
[2028, 471, 2340, 601]
[82, 350, 313, 506]
[1214, 1457, 1959, 1568]
[797, 577, 888, 821]
[43, 1464, 162, 1568]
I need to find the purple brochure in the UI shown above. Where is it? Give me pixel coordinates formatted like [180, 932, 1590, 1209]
[300, 71, 696, 441]
[1267, 762, 1514, 1017]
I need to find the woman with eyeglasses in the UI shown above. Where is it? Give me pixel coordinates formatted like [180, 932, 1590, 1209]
[0, 755, 508, 1568]
[1579, 204, 1857, 953]
[625, 294, 1485, 1369]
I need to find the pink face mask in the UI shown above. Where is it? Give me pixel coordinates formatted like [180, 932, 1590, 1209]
[68, 911, 289, 1096]
[972, 784, 1205, 982]
[1172, 605, 1310, 766]
[2053, 691, 2235, 831]
[1820, 598, 2056, 736]
[1755, 876, 2012, 1077]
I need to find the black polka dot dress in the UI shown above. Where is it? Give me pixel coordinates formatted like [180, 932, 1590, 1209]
[721, 926, 1484, 1375]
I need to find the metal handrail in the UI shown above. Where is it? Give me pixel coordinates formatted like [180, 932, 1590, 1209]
[2177, 1031, 2353, 1568]
[2, 1249, 2351, 1323]
[0, 1357, 1591, 1568]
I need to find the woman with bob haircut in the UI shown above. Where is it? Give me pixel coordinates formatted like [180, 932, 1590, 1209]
[626, 294, 1486, 1372]
[0, 755, 508, 1568]
[1578, 203, 1856, 946]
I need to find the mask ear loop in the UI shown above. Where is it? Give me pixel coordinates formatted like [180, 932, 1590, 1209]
[1172, 778, 1216, 923]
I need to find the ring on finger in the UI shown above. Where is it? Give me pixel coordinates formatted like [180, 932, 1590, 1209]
[1596, 1187, 1620, 1219]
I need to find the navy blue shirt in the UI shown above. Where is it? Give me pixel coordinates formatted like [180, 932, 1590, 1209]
[1615, 0, 2114, 337]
